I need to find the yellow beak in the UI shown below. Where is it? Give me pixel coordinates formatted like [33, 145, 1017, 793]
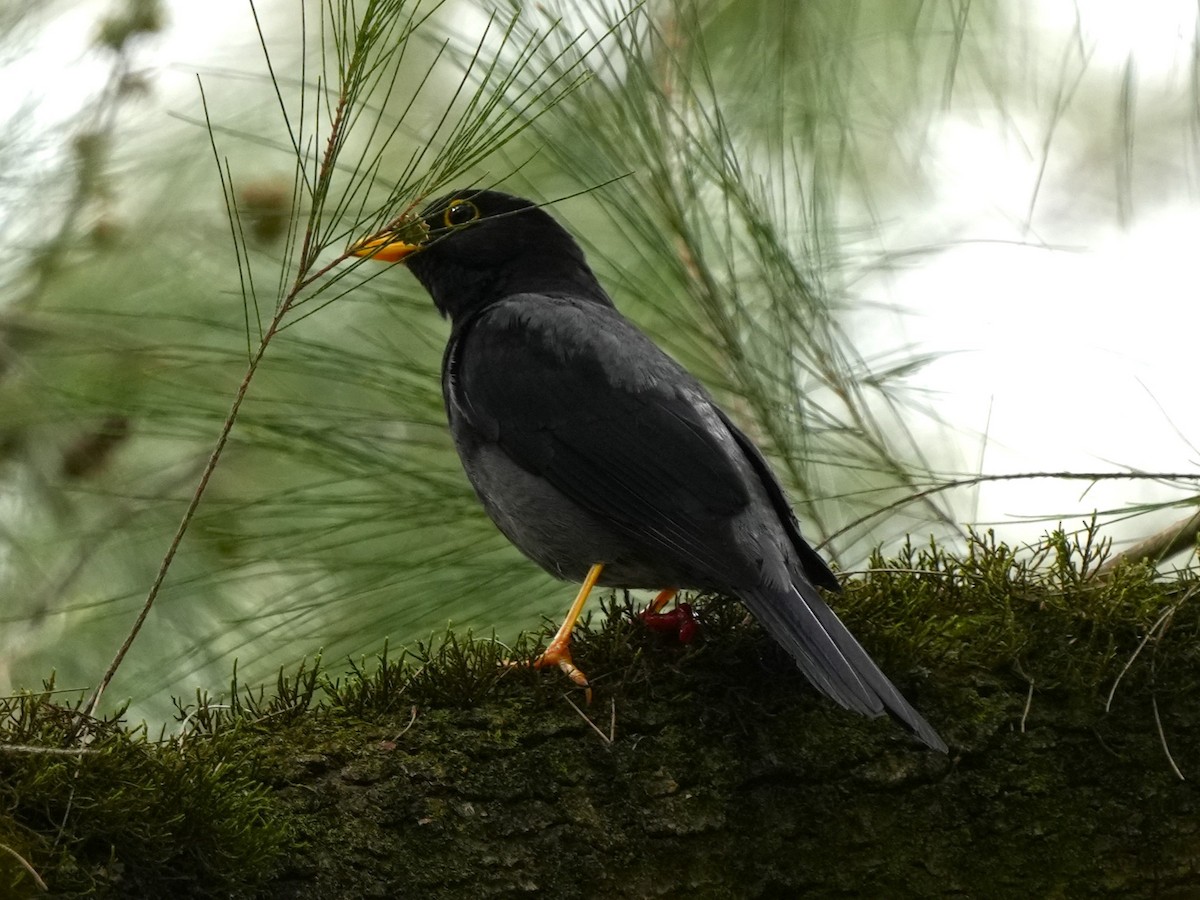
[348, 234, 422, 263]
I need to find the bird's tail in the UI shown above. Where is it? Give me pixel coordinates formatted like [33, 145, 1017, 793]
[741, 579, 946, 753]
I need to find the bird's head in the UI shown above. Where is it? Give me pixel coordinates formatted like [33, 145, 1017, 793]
[349, 188, 610, 323]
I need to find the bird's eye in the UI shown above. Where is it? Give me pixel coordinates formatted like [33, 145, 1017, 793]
[442, 199, 480, 228]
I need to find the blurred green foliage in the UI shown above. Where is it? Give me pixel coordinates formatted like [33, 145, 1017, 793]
[1, 0, 1197, 731]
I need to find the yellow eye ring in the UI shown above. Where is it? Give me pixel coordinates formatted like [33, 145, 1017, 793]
[442, 199, 480, 228]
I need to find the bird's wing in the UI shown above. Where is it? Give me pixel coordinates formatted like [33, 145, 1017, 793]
[713, 409, 840, 592]
[447, 295, 752, 581]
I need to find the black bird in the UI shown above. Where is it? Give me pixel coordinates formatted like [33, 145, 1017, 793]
[350, 189, 946, 752]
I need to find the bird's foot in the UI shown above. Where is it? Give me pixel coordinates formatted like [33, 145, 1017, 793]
[640, 601, 700, 644]
[504, 563, 603, 704]
[529, 636, 593, 704]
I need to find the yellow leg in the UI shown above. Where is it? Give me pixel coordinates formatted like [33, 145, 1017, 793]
[532, 562, 604, 702]
[646, 588, 678, 615]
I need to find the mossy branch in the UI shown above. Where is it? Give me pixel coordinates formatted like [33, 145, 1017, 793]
[8, 526, 1200, 895]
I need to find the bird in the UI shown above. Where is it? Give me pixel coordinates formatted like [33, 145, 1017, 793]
[349, 188, 946, 752]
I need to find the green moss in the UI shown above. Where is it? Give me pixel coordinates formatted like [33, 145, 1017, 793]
[844, 525, 1196, 701]
[3, 524, 1199, 895]
[0, 684, 288, 898]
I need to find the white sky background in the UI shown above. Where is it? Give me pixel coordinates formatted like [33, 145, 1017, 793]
[848, 1, 1200, 541]
[6, 0, 1199, 547]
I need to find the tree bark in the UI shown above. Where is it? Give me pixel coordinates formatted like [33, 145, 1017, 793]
[260, 645, 1200, 899]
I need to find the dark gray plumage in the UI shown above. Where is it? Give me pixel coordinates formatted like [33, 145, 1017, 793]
[358, 188, 945, 752]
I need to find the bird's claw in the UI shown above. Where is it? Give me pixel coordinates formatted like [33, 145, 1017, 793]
[506, 640, 593, 704]
[533, 644, 593, 704]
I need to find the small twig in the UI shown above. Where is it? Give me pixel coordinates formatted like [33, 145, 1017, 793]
[0, 744, 96, 756]
[1152, 695, 1185, 781]
[1149, 608, 1185, 781]
[818, 472, 1200, 550]
[1020, 682, 1034, 733]
[74, 66, 360, 732]
[1098, 508, 1200, 575]
[844, 566, 991, 582]
[77, 303, 290, 727]
[0, 842, 48, 893]
[54, 780, 76, 851]
[1105, 604, 1178, 713]
[392, 705, 419, 741]
[563, 693, 612, 745]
